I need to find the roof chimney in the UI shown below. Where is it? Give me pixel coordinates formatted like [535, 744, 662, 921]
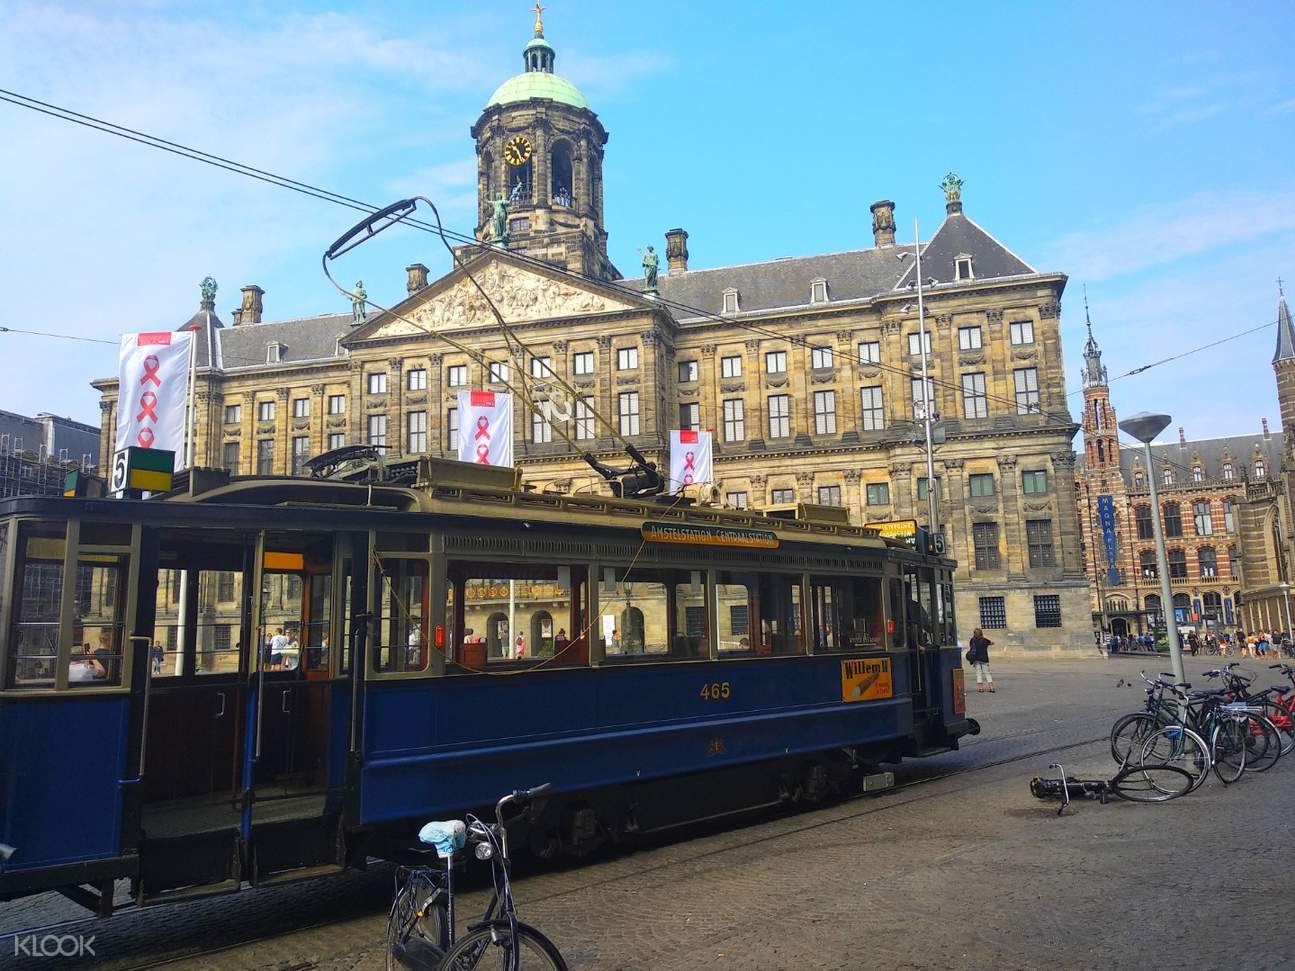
[870, 200, 896, 247]
[1263, 417, 1271, 438]
[665, 228, 689, 273]
[406, 263, 429, 296]
[230, 306, 243, 326]
[1178, 426, 1186, 447]
[239, 285, 264, 325]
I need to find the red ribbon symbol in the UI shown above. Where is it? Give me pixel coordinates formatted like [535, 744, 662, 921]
[476, 444, 491, 464]
[137, 428, 155, 448]
[140, 355, 162, 387]
[683, 450, 696, 485]
[474, 416, 491, 440]
[136, 390, 159, 424]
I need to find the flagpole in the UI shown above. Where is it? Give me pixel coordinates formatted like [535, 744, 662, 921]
[184, 330, 198, 469]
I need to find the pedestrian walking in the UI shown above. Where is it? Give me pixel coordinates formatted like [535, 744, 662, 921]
[966, 627, 994, 692]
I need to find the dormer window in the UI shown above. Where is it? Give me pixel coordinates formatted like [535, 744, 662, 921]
[334, 338, 348, 357]
[1163, 468, 1173, 486]
[810, 279, 828, 304]
[1134, 472, 1144, 488]
[722, 288, 740, 314]
[1192, 466, 1203, 482]
[954, 254, 974, 281]
[266, 341, 284, 364]
[1223, 462, 1233, 480]
[1256, 459, 1266, 478]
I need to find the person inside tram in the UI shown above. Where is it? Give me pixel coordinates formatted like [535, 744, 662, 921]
[68, 645, 105, 682]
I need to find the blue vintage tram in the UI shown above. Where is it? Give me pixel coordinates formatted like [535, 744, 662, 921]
[0, 458, 971, 913]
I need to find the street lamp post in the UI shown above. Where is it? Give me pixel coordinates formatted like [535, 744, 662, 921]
[1118, 411, 1185, 685]
[899, 221, 939, 540]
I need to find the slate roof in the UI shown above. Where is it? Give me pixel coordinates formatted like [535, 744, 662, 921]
[216, 313, 353, 370]
[176, 308, 223, 369]
[894, 212, 1035, 289]
[1274, 289, 1295, 363]
[1097, 431, 1286, 481]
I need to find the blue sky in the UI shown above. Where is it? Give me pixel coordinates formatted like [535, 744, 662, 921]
[1, 0, 1293, 443]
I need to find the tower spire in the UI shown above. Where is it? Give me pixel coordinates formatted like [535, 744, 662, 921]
[1083, 283, 1093, 341]
[1081, 285, 1107, 389]
[1274, 278, 1295, 363]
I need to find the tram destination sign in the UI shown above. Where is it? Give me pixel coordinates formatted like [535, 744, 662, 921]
[641, 521, 779, 550]
[865, 519, 919, 548]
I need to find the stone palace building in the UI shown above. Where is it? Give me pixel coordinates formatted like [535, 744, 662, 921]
[94, 11, 1091, 652]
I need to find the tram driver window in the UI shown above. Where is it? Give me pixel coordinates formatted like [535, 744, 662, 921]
[70, 554, 127, 686]
[7, 523, 64, 687]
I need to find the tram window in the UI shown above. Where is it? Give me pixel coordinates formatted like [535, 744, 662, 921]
[194, 571, 242, 676]
[600, 567, 704, 661]
[715, 578, 752, 653]
[809, 580, 839, 652]
[373, 558, 430, 674]
[942, 580, 956, 645]
[718, 571, 805, 656]
[6, 523, 65, 687]
[152, 568, 184, 677]
[449, 562, 585, 668]
[846, 577, 885, 650]
[888, 579, 905, 650]
[916, 571, 937, 648]
[760, 574, 804, 655]
[69, 555, 127, 686]
[262, 572, 307, 672]
[305, 574, 332, 672]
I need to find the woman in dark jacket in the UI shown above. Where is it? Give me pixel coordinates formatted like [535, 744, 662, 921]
[968, 627, 994, 692]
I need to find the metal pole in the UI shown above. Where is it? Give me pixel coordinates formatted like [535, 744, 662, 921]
[184, 329, 198, 469]
[913, 219, 938, 538]
[1143, 440, 1185, 683]
[508, 579, 516, 659]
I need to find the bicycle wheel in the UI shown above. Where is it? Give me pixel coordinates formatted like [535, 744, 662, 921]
[1244, 713, 1282, 773]
[438, 922, 567, 971]
[386, 871, 448, 971]
[1210, 720, 1248, 783]
[1109, 763, 1194, 802]
[1258, 702, 1295, 758]
[1110, 712, 1164, 765]
[1138, 726, 1211, 791]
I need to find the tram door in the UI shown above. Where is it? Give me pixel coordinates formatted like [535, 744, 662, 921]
[243, 531, 351, 884]
[900, 565, 941, 713]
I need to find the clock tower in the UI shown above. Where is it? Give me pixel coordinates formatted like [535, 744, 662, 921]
[470, 7, 620, 280]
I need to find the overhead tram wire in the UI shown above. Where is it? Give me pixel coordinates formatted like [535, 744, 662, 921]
[1, 87, 1278, 473]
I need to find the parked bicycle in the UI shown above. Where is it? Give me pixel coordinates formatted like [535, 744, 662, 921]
[386, 783, 567, 971]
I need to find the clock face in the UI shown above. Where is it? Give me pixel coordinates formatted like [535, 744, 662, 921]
[503, 134, 533, 167]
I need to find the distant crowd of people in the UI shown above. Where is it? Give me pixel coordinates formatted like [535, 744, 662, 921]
[1101, 628, 1295, 658]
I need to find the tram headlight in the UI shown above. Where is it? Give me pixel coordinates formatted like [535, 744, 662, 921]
[474, 842, 494, 861]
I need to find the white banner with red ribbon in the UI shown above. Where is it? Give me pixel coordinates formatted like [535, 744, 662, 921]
[456, 390, 514, 467]
[669, 429, 713, 490]
[115, 331, 194, 463]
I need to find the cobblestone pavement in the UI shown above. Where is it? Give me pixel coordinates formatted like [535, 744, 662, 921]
[4, 655, 1290, 970]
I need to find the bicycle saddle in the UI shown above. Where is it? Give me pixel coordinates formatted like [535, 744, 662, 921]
[418, 819, 466, 859]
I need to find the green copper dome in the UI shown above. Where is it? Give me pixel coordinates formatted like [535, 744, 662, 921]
[485, 18, 590, 111]
[487, 71, 589, 111]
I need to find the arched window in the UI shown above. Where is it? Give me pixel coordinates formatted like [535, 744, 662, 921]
[1135, 505, 1154, 540]
[1163, 467, 1174, 486]
[1193, 500, 1213, 535]
[1222, 462, 1233, 480]
[1144, 593, 1162, 621]
[1203, 591, 1222, 621]
[1134, 471, 1144, 488]
[1162, 501, 1182, 537]
[1228, 544, 1239, 578]
[550, 140, 574, 207]
[1256, 458, 1267, 478]
[1192, 465, 1203, 482]
[1167, 548, 1187, 579]
[1140, 550, 1158, 579]
[1199, 546, 1217, 578]
[1172, 592, 1191, 621]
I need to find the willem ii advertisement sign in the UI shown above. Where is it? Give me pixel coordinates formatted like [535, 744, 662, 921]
[115, 332, 193, 466]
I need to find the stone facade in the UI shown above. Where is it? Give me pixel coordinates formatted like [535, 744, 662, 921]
[91, 15, 1092, 653]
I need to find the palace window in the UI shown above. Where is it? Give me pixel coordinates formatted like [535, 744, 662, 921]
[771, 488, 795, 504]
[810, 279, 828, 304]
[258, 400, 275, 422]
[958, 326, 982, 351]
[328, 432, 345, 451]
[1163, 502, 1182, 537]
[293, 398, 310, 419]
[912, 376, 935, 421]
[531, 410, 552, 444]
[224, 404, 241, 424]
[488, 361, 510, 384]
[407, 368, 427, 391]
[447, 364, 468, 387]
[679, 403, 700, 432]
[1140, 550, 1157, 579]
[858, 341, 881, 365]
[722, 399, 745, 442]
[811, 346, 834, 369]
[256, 439, 274, 475]
[367, 372, 388, 395]
[1026, 519, 1055, 567]
[907, 331, 932, 356]
[222, 441, 240, 472]
[572, 352, 594, 377]
[328, 394, 345, 415]
[860, 387, 884, 430]
[866, 482, 891, 506]
[962, 372, 988, 418]
[722, 288, 740, 314]
[1033, 595, 1062, 628]
[765, 350, 788, 374]
[726, 491, 749, 509]
[1199, 547, 1218, 579]
[979, 596, 1007, 629]
[407, 411, 427, 452]
[1193, 500, 1213, 536]
[955, 256, 974, 281]
[446, 408, 459, 450]
[678, 360, 699, 383]
[291, 436, 310, 474]
[1135, 505, 1154, 540]
[530, 356, 552, 379]
[574, 398, 596, 440]
[968, 473, 995, 497]
[813, 391, 837, 435]
[1022, 470, 1049, 494]
[768, 394, 791, 438]
[817, 485, 842, 506]
[721, 355, 742, 378]
[917, 476, 941, 502]
[1010, 320, 1035, 345]
[367, 414, 387, 447]
[972, 522, 1000, 569]
[1168, 548, 1188, 579]
[618, 392, 640, 436]
[266, 342, 284, 364]
[1014, 368, 1040, 414]
[617, 347, 639, 371]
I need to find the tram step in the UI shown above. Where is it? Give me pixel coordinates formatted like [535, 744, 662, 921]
[140, 877, 241, 906]
[862, 771, 895, 793]
[253, 861, 346, 887]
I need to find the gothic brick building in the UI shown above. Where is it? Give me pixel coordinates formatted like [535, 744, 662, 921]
[1076, 288, 1295, 637]
[93, 12, 1091, 652]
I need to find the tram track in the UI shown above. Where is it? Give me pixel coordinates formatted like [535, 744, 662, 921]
[3, 727, 1112, 970]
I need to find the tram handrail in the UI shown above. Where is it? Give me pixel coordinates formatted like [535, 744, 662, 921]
[128, 635, 153, 781]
